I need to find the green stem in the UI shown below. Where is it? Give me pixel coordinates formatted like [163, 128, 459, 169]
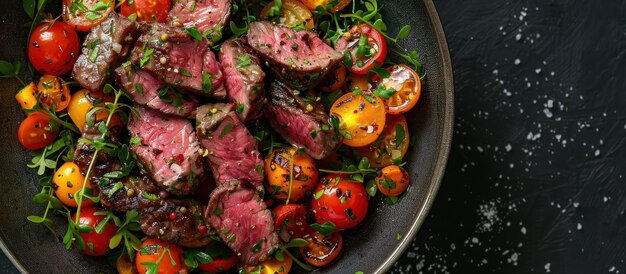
[279, 245, 314, 272]
[286, 150, 294, 204]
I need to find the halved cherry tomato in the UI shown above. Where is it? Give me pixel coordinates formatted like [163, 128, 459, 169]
[319, 66, 346, 93]
[299, 231, 343, 267]
[273, 204, 313, 242]
[330, 92, 386, 147]
[260, 0, 315, 29]
[62, 0, 115, 32]
[37, 75, 71, 112]
[136, 238, 185, 274]
[380, 64, 421, 114]
[53, 161, 96, 208]
[197, 241, 237, 273]
[311, 175, 369, 230]
[28, 21, 80, 76]
[298, 0, 351, 13]
[335, 24, 387, 74]
[265, 147, 319, 202]
[67, 89, 123, 133]
[355, 114, 409, 168]
[116, 254, 139, 274]
[344, 73, 371, 93]
[376, 165, 410, 196]
[240, 255, 293, 274]
[17, 112, 59, 150]
[120, 0, 171, 23]
[15, 83, 38, 111]
[72, 207, 118, 256]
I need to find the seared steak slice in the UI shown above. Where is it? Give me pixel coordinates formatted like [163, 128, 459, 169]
[219, 39, 266, 122]
[264, 81, 340, 160]
[205, 181, 278, 265]
[196, 103, 264, 188]
[127, 105, 206, 196]
[97, 175, 160, 212]
[168, 0, 232, 34]
[74, 123, 122, 177]
[130, 23, 226, 98]
[115, 65, 200, 118]
[73, 12, 140, 91]
[247, 21, 343, 90]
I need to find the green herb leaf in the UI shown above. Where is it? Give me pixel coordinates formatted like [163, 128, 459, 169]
[366, 179, 378, 197]
[311, 221, 335, 236]
[185, 27, 203, 41]
[139, 48, 154, 68]
[396, 25, 412, 40]
[23, 0, 36, 18]
[178, 69, 192, 77]
[108, 182, 124, 198]
[141, 192, 160, 201]
[368, 66, 390, 79]
[314, 189, 324, 200]
[285, 238, 308, 248]
[201, 72, 212, 93]
[395, 124, 405, 146]
[236, 55, 251, 68]
[236, 103, 244, 113]
[0, 60, 17, 76]
[373, 85, 397, 99]
[219, 125, 233, 140]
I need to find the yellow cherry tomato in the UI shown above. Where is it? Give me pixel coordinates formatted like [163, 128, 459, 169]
[380, 64, 421, 114]
[53, 161, 95, 207]
[67, 89, 123, 133]
[355, 114, 410, 168]
[37, 75, 71, 112]
[260, 0, 315, 29]
[298, 0, 351, 13]
[241, 255, 293, 274]
[265, 147, 319, 202]
[15, 82, 38, 111]
[330, 92, 386, 147]
[345, 73, 371, 93]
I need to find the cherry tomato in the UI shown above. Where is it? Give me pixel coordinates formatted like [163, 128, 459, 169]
[299, 231, 342, 267]
[273, 204, 313, 242]
[260, 0, 315, 29]
[298, 0, 351, 13]
[37, 75, 71, 112]
[28, 21, 80, 76]
[120, 0, 171, 23]
[335, 24, 387, 74]
[240, 255, 292, 274]
[62, 0, 115, 32]
[67, 89, 123, 133]
[17, 112, 59, 150]
[53, 161, 96, 208]
[380, 64, 421, 114]
[330, 92, 386, 147]
[319, 66, 346, 93]
[71, 207, 118, 256]
[136, 238, 185, 274]
[197, 241, 237, 273]
[355, 114, 409, 168]
[15, 83, 38, 111]
[344, 73, 371, 93]
[265, 147, 319, 202]
[311, 175, 369, 230]
[376, 165, 410, 196]
[116, 253, 139, 274]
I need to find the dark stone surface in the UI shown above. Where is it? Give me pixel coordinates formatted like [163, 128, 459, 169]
[2, 0, 625, 273]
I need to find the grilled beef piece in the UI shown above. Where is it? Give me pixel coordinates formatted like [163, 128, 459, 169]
[130, 23, 226, 98]
[97, 175, 160, 211]
[264, 81, 340, 160]
[127, 105, 206, 196]
[247, 21, 343, 90]
[73, 12, 140, 91]
[218, 39, 266, 122]
[115, 65, 200, 118]
[196, 103, 264, 189]
[74, 123, 122, 177]
[205, 180, 278, 265]
[168, 0, 232, 34]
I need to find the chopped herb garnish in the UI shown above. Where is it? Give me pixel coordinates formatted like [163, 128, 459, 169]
[219, 125, 234, 140]
[185, 27, 203, 41]
[178, 69, 193, 77]
[201, 72, 212, 93]
[141, 192, 160, 201]
[395, 124, 405, 146]
[236, 104, 245, 113]
[236, 55, 251, 68]
[139, 48, 154, 68]
[311, 221, 335, 236]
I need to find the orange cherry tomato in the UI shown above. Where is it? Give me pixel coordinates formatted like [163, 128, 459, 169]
[53, 161, 96, 208]
[136, 238, 185, 274]
[17, 112, 59, 150]
[116, 254, 139, 274]
[197, 241, 237, 273]
[240, 255, 293, 274]
[311, 175, 369, 230]
[72, 207, 118, 256]
[264, 147, 319, 202]
[375, 165, 410, 196]
[67, 89, 123, 133]
[273, 204, 312, 242]
[299, 231, 343, 267]
[380, 64, 421, 114]
[355, 114, 409, 168]
[120, 0, 172, 23]
[330, 92, 386, 147]
[15, 83, 38, 111]
[344, 73, 371, 93]
[320, 66, 347, 93]
[37, 75, 71, 112]
[62, 0, 115, 32]
[298, 0, 351, 13]
[260, 0, 315, 29]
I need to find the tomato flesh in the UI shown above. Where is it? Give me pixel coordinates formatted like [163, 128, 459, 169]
[37, 75, 71, 112]
[261, 0, 315, 29]
[273, 204, 313, 242]
[355, 114, 409, 168]
[120, 0, 171, 23]
[381, 64, 421, 113]
[72, 207, 118, 256]
[336, 24, 388, 74]
[330, 92, 386, 147]
[320, 66, 347, 93]
[62, 0, 115, 32]
[28, 21, 80, 76]
[18, 112, 59, 150]
[197, 241, 237, 272]
[264, 147, 319, 202]
[311, 175, 369, 230]
[299, 231, 343, 267]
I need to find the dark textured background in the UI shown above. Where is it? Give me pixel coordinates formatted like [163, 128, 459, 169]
[2, 0, 626, 273]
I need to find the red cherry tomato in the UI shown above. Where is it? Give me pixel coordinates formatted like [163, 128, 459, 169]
[120, 0, 171, 23]
[136, 238, 185, 274]
[335, 24, 387, 74]
[71, 207, 118, 256]
[17, 112, 60, 150]
[62, 0, 115, 32]
[28, 21, 80, 76]
[273, 204, 313, 242]
[299, 231, 343, 267]
[319, 66, 347, 93]
[197, 241, 237, 272]
[311, 175, 369, 230]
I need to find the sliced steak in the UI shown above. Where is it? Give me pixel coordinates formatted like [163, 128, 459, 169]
[264, 81, 340, 159]
[127, 105, 206, 196]
[205, 180, 278, 265]
[74, 123, 122, 177]
[247, 21, 343, 90]
[115, 65, 200, 118]
[130, 23, 226, 98]
[219, 39, 266, 122]
[196, 103, 264, 188]
[97, 176, 160, 212]
[168, 0, 232, 34]
[73, 12, 140, 91]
